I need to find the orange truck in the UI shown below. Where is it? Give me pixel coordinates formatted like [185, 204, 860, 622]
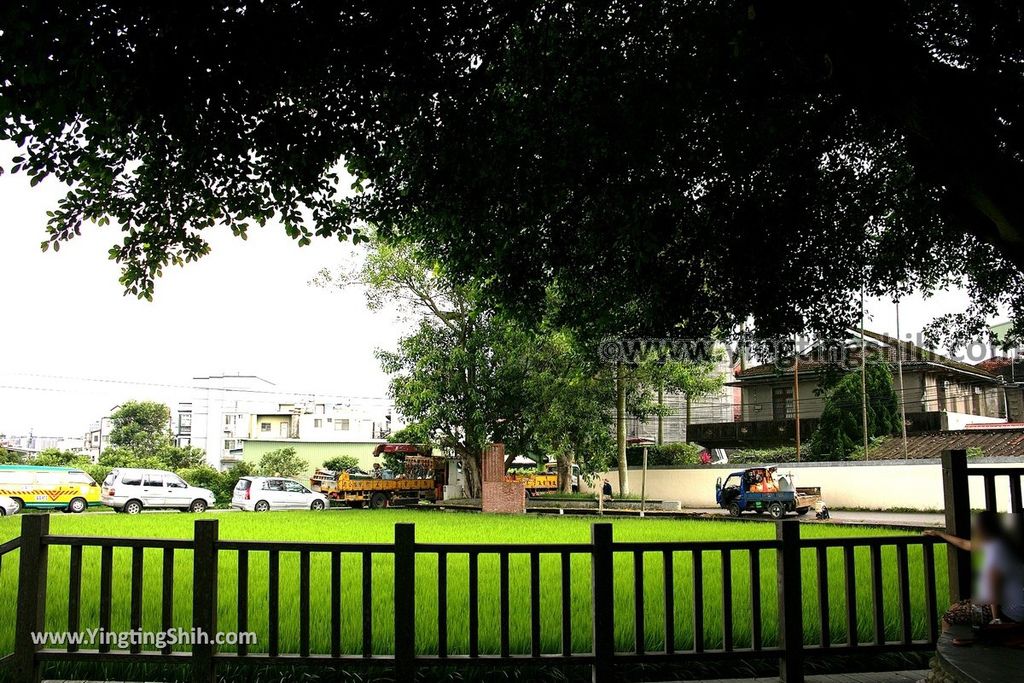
[310, 443, 446, 509]
[509, 462, 581, 495]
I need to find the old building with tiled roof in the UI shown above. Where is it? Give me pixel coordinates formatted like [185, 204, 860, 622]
[690, 330, 1010, 449]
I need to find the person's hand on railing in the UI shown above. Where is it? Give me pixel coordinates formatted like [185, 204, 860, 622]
[923, 529, 973, 552]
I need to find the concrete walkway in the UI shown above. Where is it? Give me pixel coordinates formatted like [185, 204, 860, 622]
[685, 508, 944, 528]
[685, 671, 929, 683]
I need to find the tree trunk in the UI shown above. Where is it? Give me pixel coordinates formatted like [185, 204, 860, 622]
[557, 450, 573, 493]
[616, 362, 629, 496]
[461, 449, 483, 498]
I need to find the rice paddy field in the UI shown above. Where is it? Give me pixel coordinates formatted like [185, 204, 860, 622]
[0, 510, 948, 668]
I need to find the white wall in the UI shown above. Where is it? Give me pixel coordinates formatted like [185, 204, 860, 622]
[943, 412, 1007, 430]
[586, 459, 1024, 512]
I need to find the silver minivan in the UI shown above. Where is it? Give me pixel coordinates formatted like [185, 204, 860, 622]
[231, 476, 328, 512]
[102, 468, 216, 514]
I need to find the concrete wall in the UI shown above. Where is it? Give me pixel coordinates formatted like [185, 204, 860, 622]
[943, 411, 1007, 430]
[585, 458, 1024, 512]
[242, 440, 381, 478]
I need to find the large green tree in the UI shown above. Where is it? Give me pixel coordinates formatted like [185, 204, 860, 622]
[809, 362, 902, 461]
[319, 241, 533, 496]
[516, 326, 615, 492]
[2, 3, 1023, 342]
[107, 401, 173, 459]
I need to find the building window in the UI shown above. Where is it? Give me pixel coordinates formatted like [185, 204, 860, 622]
[315, 404, 326, 415]
[261, 422, 271, 432]
[335, 419, 350, 431]
[772, 387, 793, 421]
[314, 419, 323, 428]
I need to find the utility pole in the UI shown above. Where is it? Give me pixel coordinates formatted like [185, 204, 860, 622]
[861, 287, 870, 460]
[793, 334, 801, 462]
[896, 297, 909, 459]
[657, 382, 664, 445]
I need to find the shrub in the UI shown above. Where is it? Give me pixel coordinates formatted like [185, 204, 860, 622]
[625, 442, 703, 466]
[322, 455, 360, 472]
[728, 446, 799, 464]
[257, 447, 308, 477]
[0, 447, 24, 464]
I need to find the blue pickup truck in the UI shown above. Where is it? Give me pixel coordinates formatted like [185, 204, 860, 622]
[715, 466, 821, 519]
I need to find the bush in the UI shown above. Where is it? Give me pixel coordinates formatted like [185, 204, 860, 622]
[625, 442, 704, 467]
[34, 448, 91, 468]
[257, 447, 308, 477]
[0, 447, 24, 464]
[176, 461, 257, 507]
[322, 455, 360, 472]
[728, 446, 799, 464]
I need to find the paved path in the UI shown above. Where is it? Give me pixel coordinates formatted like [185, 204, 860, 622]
[684, 672, 928, 683]
[684, 508, 944, 528]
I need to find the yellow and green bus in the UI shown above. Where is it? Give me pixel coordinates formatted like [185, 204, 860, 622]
[0, 464, 102, 513]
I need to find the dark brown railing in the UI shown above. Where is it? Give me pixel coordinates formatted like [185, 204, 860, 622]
[3, 514, 946, 683]
[941, 448, 1024, 602]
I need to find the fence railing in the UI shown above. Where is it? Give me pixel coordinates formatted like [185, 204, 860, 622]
[941, 448, 1024, 602]
[4, 515, 946, 683]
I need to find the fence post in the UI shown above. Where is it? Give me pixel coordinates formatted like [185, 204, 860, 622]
[394, 523, 416, 678]
[941, 449, 972, 602]
[776, 521, 803, 683]
[13, 514, 49, 683]
[192, 519, 219, 683]
[591, 523, 614, 683]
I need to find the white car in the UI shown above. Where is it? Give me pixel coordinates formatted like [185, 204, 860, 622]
[0, 495, 18, 516]
[102, 468, 216, 514]
[232, 476, 328, 512]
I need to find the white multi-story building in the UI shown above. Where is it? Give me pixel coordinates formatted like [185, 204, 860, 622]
[3, 433, 89, 458]
[173, 375, 393, 469]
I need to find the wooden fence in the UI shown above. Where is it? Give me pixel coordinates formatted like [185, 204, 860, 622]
[3, 516, 946, 683]
[941, 448, 1024, 602]
[3, 447, 1019, 683]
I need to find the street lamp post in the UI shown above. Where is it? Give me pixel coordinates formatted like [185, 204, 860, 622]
[632, 437, 657, 518]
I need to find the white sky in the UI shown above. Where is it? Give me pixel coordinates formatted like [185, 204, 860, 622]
[0, 153, 403, 436]
[0, 145, 1003, 437]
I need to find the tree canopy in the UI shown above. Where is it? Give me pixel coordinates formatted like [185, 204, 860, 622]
[3, 3, 1023, 341]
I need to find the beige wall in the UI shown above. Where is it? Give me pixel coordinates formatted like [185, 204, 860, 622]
[586, 460, 1024, 512]
[741, 379, 821, 422]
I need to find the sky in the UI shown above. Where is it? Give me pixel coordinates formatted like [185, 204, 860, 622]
[0, 145, 1003, 437]
[0, 151, 403, 436]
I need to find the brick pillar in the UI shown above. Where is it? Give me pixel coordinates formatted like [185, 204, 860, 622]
[480, 443, 525, 513]
[482, 443, 506, 482]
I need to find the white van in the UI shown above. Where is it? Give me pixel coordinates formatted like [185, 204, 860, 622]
[101, 468, 216, 514]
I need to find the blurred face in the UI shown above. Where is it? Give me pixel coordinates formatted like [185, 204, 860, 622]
[971, 514, 1001, 544]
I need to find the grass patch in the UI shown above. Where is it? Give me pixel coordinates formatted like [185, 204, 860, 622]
[0, 510, 947, 666]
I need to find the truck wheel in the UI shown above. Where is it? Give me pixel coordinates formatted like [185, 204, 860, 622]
[369, 492, 388, 509]
[796, 507, 810, 516]
[67, 497, 88, 514]
[727, 502, 742, 517]
[768, 502, 785, 519]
